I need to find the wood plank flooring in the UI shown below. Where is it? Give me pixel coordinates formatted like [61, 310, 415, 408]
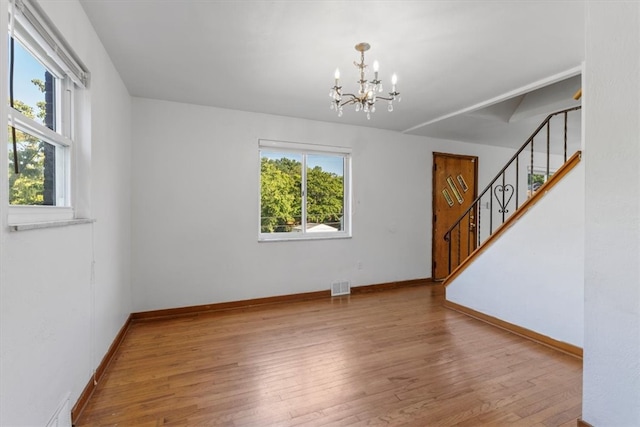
[76, 285, 582, 426]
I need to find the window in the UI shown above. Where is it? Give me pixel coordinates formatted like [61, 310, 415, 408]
[527, 166, 555, 197]
[7, 0, 88, 223]
[259, 140, 351, 241]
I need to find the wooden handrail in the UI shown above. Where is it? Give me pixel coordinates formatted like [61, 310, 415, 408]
[573, 88, 582, 100]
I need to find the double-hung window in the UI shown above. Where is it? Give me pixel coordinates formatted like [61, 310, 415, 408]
[259, 140, 351, 241]
[7, 0, 88, 223]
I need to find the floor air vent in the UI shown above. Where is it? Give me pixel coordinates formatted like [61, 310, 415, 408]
[331, 280, 351, 296]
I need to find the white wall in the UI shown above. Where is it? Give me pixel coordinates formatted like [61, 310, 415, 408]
[0, 1, 132, 425]
[131, 98, 517, 312]
[583, 2, 640, 426]
[446, 161, 585, 347]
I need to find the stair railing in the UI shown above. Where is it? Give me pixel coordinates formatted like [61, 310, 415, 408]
[443, 106, 581, 275]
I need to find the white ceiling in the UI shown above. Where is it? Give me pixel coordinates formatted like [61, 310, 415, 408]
[79, 0, 584, 146]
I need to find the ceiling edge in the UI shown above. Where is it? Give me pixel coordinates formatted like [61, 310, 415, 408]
[402, 64, 583, 135]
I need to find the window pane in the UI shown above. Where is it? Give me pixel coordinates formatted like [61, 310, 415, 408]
[8, 127, 59, 206]
[260, 151, 302, 233]
[306, 154, 344, 232]
[8, 39, 56, 130]
[527, 168, 553, 197]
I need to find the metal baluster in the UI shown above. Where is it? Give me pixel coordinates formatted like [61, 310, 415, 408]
[546, 120, 550, 180]
[447, 232, 452, 274]
[489, 185, 493, 235]
[515, 156, 519, 210]
[564, 111, 568, 162]
[477, 199, 481, 247]
[501, 172, 506, 224]
[530, 138, 534, 198]
[457, 225, 461, 268]
[467, 211, 471, 257]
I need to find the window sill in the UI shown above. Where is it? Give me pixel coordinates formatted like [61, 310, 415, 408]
[258, 234, 352, 242]
[9, 218, 96, 232]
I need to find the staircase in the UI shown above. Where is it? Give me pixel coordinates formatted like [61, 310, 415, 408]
[443, 106, 582, 284]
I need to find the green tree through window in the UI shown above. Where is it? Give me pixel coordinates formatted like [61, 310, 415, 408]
[260, 152, 345, 235]
[260, 157, 301, 232]
[306, 164, 344, 227]
[8, 78, 52, 205]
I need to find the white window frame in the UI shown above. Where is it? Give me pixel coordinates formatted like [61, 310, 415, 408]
[258, 139, 352, 242]
[5, 0, 88, 225]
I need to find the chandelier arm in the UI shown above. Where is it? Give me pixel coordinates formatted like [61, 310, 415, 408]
[340, 97, 359, 107]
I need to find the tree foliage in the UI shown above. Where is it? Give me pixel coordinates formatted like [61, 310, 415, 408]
[306, 166, 343, 224]
[260, 158, 299, 232]
[260, 156, 343, 233]
[530, 173, 545, 186]
[8, 96, 48, 205]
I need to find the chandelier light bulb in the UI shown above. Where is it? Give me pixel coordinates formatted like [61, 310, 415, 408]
[391, 73, 398, 85]
[373, 60, 379, 72]
[334, 68, 340, 80]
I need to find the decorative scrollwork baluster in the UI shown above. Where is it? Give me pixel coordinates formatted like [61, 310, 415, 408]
[494, 184, 514, 214]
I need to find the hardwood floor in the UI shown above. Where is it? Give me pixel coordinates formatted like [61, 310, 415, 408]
[76, 285, 582, 426]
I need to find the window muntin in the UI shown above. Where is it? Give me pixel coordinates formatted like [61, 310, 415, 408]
[259, 141, 351, 241]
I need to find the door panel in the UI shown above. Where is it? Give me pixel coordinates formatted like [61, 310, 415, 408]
[432, 153, 478, 280]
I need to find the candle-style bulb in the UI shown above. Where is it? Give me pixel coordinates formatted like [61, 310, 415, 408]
[391, 73, 398, 85]
[334, 68, 340, 80]
[373, 61, 379, 72]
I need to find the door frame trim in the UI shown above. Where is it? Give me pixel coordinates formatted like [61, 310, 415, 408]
[432, 152, 479, 280]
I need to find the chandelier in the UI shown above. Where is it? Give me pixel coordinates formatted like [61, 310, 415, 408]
[329, 42, 400, 119]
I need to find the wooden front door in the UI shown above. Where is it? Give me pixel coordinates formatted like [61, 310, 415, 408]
[432, 153, 478, 280]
